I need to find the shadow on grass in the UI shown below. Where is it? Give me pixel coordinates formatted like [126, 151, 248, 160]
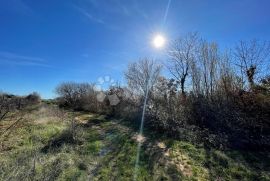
[41, 114, 110, 153]
[40, 111, 270, 180]
[83, 118, 109, 128]
[109, 115, 270, 180]
[41, 129, 78, 153]
[200, 146, 270, 180]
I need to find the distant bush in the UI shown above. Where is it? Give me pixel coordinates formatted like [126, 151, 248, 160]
[55, 82, 101, 112]
[25, 92, 41, 104]
[0, 92, 41, 121]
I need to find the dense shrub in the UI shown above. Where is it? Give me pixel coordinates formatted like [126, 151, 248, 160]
[55, 82, 100, 112]
[54, 78, 270, 150]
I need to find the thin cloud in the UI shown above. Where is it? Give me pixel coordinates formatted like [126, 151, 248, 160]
[115, 0, 131, 16]
[73, 0, 149, 32]
[73, 5, 121, 31]
[132, 0, 149, 19]
[0, 52, 44, 62]
[88, 0, 99, 8]
[86, 0, 148, 19]
[1, 0, 33, 15]
[0, 51, 50, 67]
[74, 5, 105, 25]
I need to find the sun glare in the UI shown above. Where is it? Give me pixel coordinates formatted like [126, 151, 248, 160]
[152, 34, 166, 48]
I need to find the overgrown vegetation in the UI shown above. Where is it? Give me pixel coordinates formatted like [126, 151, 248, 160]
[56, 34, 270, 150]
[1, 104, 269, 180]
[1, 34, 270, 180]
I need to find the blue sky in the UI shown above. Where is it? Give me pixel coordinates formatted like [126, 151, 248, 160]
[0, 0, 270, 98]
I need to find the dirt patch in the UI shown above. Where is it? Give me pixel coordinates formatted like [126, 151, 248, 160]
[75, 114, 94, 124]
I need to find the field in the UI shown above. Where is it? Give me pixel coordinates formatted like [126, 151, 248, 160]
[0, 103, 269, 181]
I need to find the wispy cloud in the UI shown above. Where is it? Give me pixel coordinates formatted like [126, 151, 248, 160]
[72, 0, 150, 31]
[73, 4, 121, 31]
[0, 51, 50, 67]
[99, 0, 148, 19]
[87, 0, 142, 17]
[115, 0, 131, 16]
[132, 0, 149, 19]
[74, 5, 105, 25]
[1, 0, 33, 15]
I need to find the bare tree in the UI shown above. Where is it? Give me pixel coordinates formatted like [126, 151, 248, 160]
[125, 58, 162, 160]
[234, 40, 270, 89]
[125, 58, 162, 96]
[199, 41, 219, 98]
[167, 32, 198, 95]
[55, 82, 99, 111]
[217, 51, 241, 101]
[55, 82, 77, 106]
[190, 58, 202, 95]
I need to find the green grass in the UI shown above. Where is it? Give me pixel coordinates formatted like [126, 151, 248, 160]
[168, 141, 270, 180]
[0, 104, 269, 180]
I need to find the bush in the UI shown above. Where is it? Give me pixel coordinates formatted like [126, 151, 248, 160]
[0, 92, 41, 121]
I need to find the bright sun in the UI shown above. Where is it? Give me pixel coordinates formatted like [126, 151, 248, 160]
[152, 34, 166, 48]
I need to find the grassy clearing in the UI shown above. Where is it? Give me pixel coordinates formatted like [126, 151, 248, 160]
[0, 104, 269, 180]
